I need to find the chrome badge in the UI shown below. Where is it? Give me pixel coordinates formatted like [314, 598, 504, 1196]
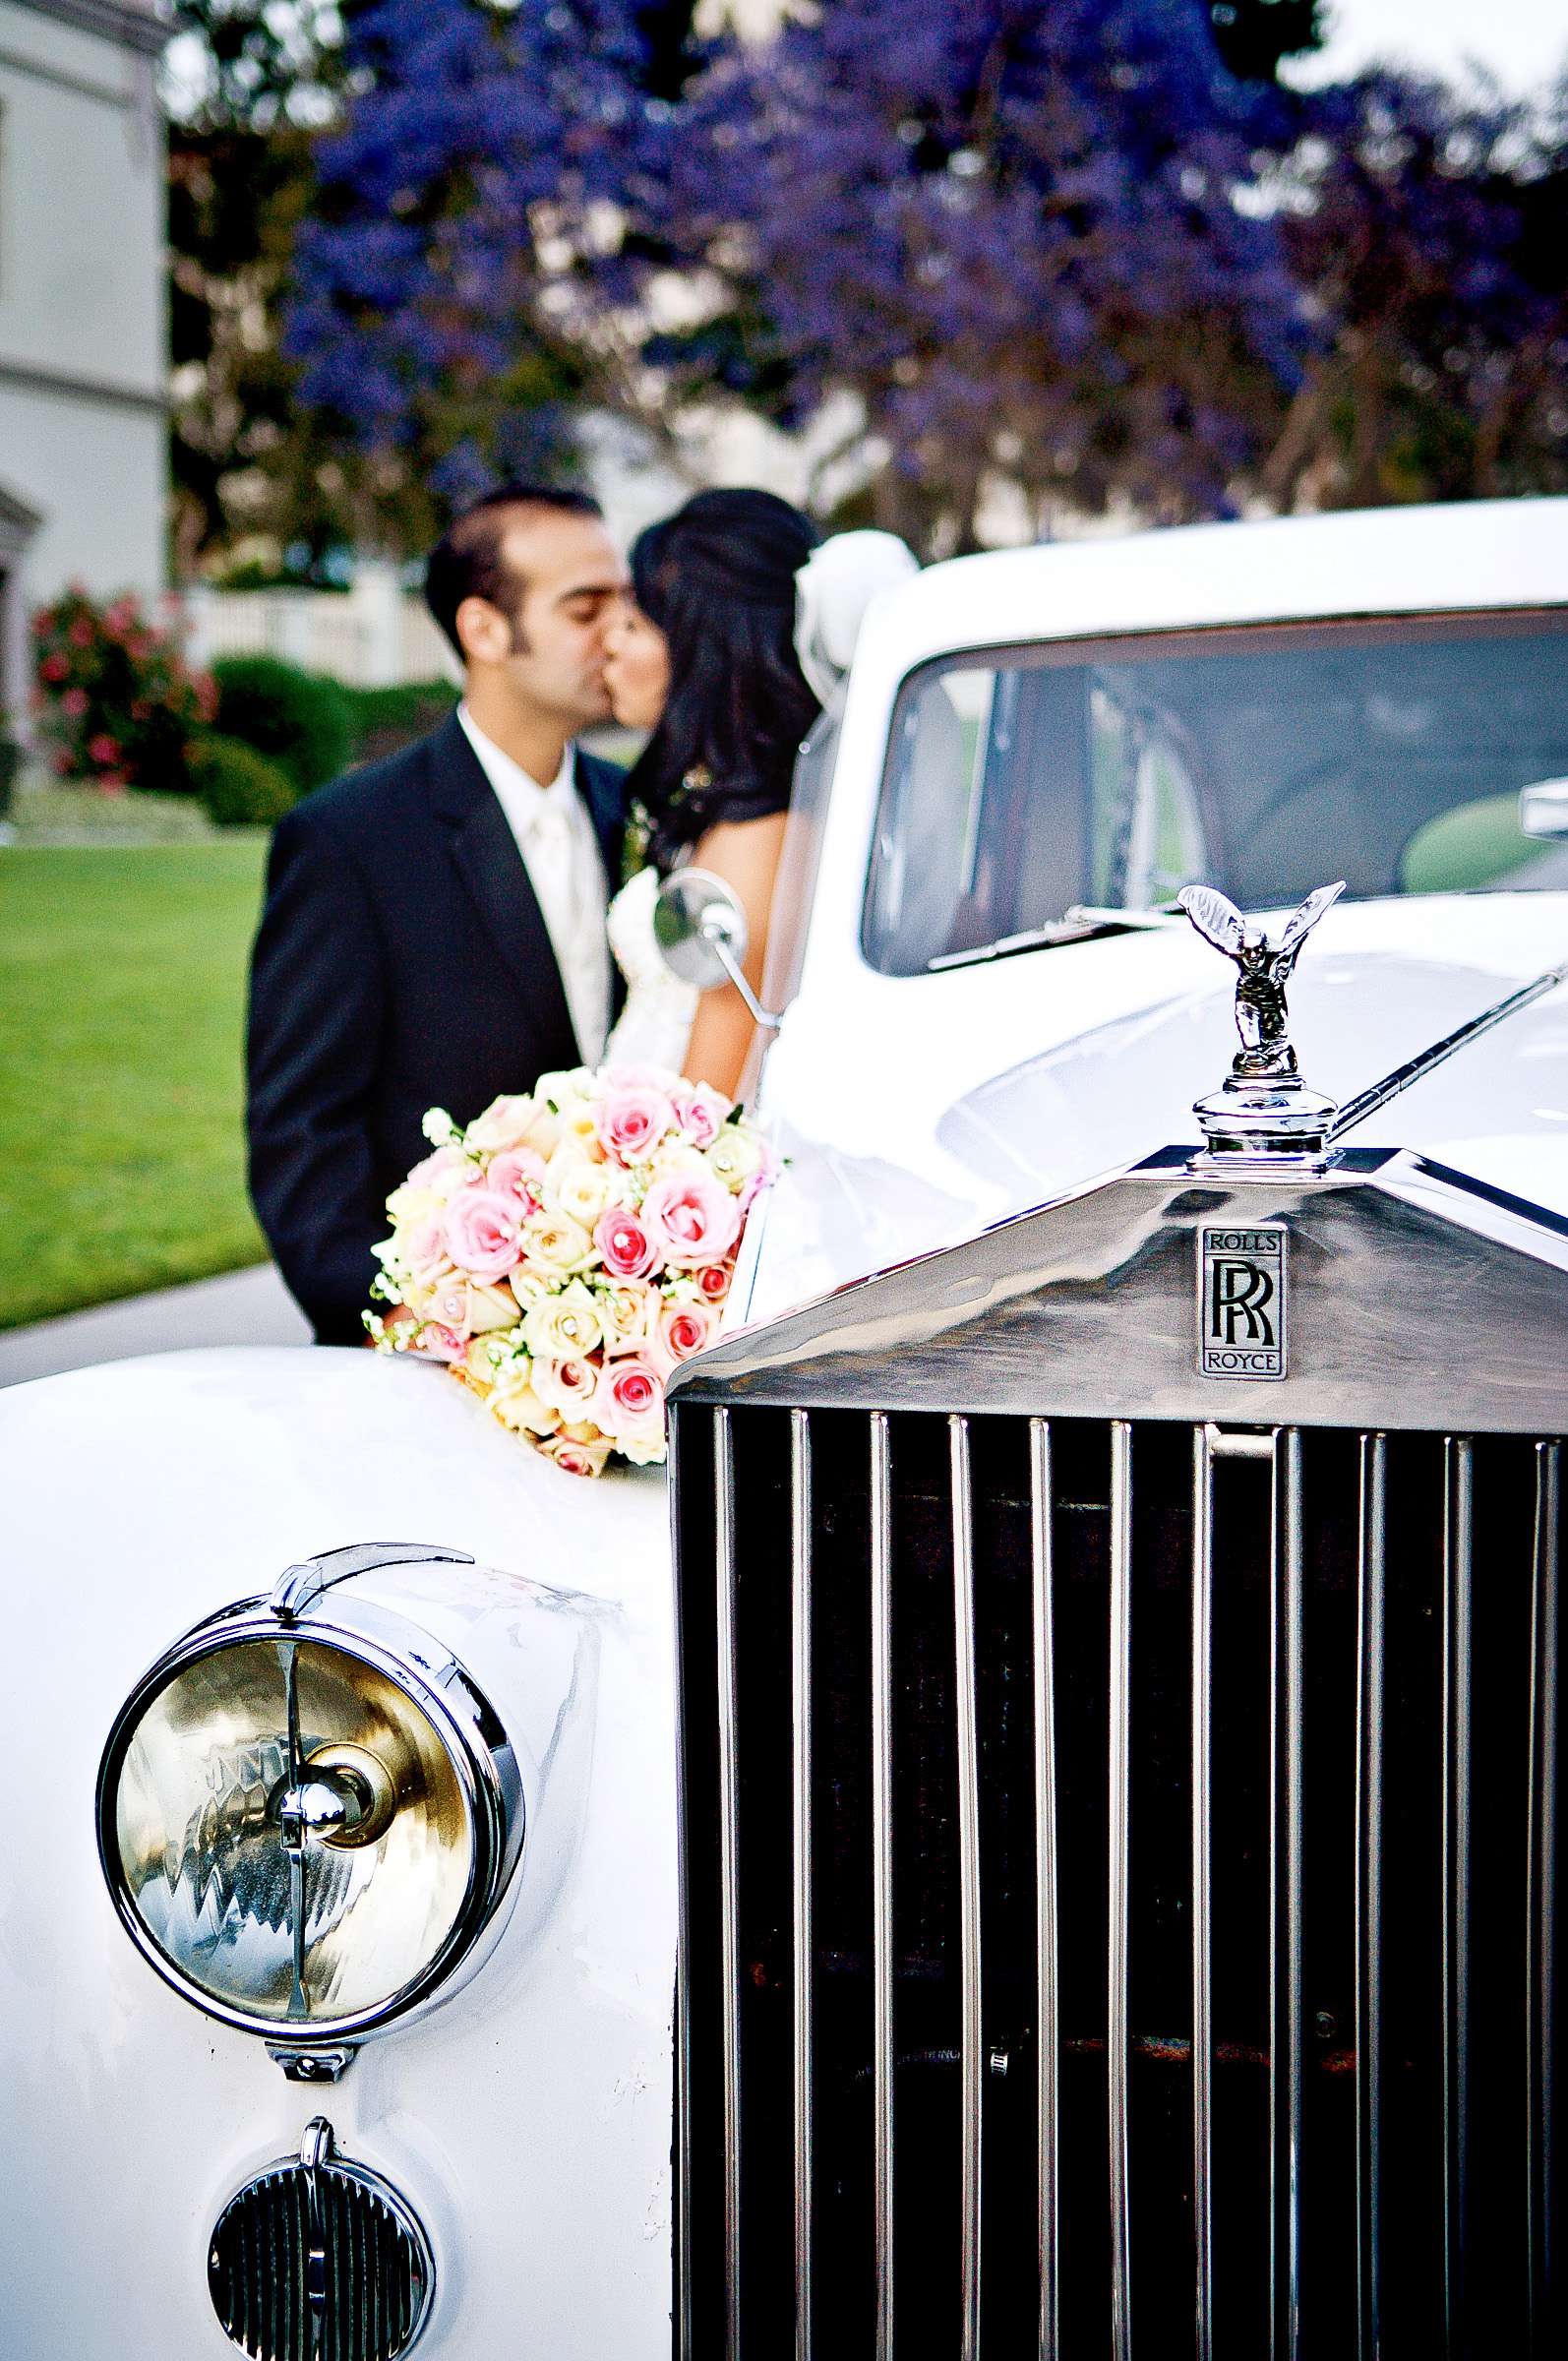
[1198, 1225, 1287, 1379]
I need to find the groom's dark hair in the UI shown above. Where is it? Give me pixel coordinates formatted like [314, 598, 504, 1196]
[425, 482, 604, 656]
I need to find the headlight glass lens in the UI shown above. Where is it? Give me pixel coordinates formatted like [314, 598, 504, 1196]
[110, 1638, 474, 2028]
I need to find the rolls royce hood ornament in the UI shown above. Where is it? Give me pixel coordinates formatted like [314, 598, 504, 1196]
[1177, 879, 1346, 1167]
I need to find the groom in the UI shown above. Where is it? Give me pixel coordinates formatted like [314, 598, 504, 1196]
[247, 485, 631, 1345]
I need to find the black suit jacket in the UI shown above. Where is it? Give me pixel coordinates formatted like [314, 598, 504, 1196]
[247, 713, 626, 1344]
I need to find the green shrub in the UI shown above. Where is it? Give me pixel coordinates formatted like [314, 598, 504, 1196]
[191, 733, 299, 828]
[212, 656, 352, 794]
[339, 678, 458, 765]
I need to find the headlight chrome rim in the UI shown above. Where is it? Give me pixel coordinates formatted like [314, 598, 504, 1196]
[96, 1586, 525, 2045]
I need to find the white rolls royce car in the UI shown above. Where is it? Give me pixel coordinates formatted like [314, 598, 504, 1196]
[4, 498, 1565, 2360]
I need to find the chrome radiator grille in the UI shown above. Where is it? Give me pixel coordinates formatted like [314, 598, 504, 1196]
[670, 1405, 1561, 2358]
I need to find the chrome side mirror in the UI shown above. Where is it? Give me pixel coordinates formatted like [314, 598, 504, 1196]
[652, 870, 782, 1031]
[1519, 777, 1568, 840]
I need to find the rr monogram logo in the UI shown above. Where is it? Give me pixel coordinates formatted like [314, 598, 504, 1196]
[1199, 1226, 1287, 1379]
[1209, 1255, 1276, 1345]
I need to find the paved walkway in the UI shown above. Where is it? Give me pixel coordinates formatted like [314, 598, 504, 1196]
[0, 1262, 311, 1388]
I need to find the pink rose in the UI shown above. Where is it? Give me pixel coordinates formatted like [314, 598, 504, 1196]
[594, 1081, 675, 1165]
[68, 617, 93, 649]
[671, 1082, 733, 1150]
[540, 1433, 612, 1479]
[487, 1146, 546, 1207]
[642, 1169, 740, 1268]
[39, 653, 66, 684]
[88, 733, 121, 766]
[739, 1159, 775, 1213]
[61, 688, 88, 719]
[593, 1354, 666, 1438]
[656, 1301, 713, 1371]
[411, 1322, 465, 1362]
[400, 1214, 449, 1274]
[535, 1355, 600, 1416]
[595, 1204, 660, 1280]
[696, 1262, 733, 1303]
[404, 1144, 469, 1192]
[443, 1185, 523, 1280]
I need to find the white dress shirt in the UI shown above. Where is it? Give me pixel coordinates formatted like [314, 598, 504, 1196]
[456, 704, 612, 1064]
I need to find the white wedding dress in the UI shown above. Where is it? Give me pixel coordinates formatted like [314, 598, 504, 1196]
[602, 863, 698, 1077]
[596, 530, 921, 1084]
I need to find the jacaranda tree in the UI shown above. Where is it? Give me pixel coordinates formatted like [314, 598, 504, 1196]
[1268, 72, 1568, 508]
[287, 0, 680, 544]
[281, 0, 1568, 552]
[648, 0, 1308, 546]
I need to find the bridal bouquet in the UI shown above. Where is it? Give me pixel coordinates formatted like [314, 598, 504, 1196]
[365, 1065, 775, 1476]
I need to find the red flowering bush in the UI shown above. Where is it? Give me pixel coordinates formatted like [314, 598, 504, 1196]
[30, 586, 216, 793]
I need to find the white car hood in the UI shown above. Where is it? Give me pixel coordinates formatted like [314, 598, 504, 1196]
[747, 892, 1568, 1322]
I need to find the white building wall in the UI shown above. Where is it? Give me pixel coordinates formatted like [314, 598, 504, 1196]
[0, 382, 164, 590]
[0, 1, 166, 718]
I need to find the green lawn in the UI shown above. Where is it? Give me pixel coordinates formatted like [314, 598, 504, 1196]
[0, 843, 270, 1327]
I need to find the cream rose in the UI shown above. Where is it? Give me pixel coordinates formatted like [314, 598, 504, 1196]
[467, 1280, 522, 1335]
[648, 1138, 709, 1181]
[551, 1105, 606, 1164]
[533, 1066, 595, 1108]
[387, 1145, 472, 1227]
[521, 1280, 604, 1361]
[419, 1271, 478, 1336]
[540, 1430, 614, 1479]
[385, 1184, 440, 1231]
[515, 1104, 563, 1157]
[520, 1207, 595, 1276]
[488, 1377, 562, 1436]
[529, 1354, 601, 1418]
[461, 1333, 513, 1390]
[705, 1124, 765, 1194]
[465, 1093, 540, 1154]
[617, 1429, 669, 1467]
[509, 1262, 553, 1312]
[550, 1156, 624, 1230]
[595, 1277, 660, 1355]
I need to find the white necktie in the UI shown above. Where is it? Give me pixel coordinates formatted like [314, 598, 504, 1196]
[524, 796, 609, 1059]
[524, 800, 577, 946]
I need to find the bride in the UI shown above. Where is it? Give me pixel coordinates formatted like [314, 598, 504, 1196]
[600, 489, 917, 1098]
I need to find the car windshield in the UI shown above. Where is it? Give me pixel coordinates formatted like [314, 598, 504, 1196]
[863, 610, 1568, 976]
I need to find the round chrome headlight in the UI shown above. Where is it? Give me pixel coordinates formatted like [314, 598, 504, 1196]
[96, 1547, 523, 2043]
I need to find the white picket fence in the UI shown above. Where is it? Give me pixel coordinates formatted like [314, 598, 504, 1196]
[182, 563, 455, 688]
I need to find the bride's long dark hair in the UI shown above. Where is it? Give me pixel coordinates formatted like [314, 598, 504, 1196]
[625, 488, 822, 872]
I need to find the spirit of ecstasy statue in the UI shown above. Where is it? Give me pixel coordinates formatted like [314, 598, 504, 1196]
[1176, 879, 1346, 1162]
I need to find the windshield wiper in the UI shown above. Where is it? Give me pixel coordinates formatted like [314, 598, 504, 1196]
[926, 904, 1180, 971]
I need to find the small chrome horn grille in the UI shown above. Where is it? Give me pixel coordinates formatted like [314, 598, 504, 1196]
[208, 2118, 433, 2361]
